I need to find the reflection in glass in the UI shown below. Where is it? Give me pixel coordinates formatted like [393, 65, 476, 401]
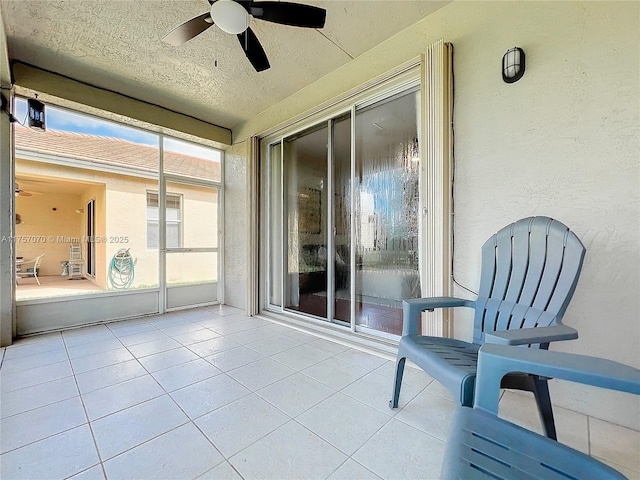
[354, 90, 421, 335]
[283, 123, 328, 319]
[269, 143, 283, 306]
[332, 114, 351, 324]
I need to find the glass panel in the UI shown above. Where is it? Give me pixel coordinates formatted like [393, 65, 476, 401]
[269, 143, 283, 307]
[355, 90, 421, 335]
[166, 251, 218, 286]
[13, 98, 160, 299]
[165, 181, 218, 249]
[162, 137, 222, 182]
[332, 113, 351, 324]
[283, 123, 328, 319]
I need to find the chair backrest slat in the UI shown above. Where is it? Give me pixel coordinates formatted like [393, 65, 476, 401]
[473, 217, 585, 344]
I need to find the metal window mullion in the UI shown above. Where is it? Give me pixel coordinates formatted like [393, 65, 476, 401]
[350, 106, 357, 332]
[326, 120, 335, 323]
[158, 137, 166, 313]
[280, 141, 286, 312]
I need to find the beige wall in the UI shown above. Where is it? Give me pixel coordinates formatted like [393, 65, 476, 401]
[232, 1, 640, 429]
[16, 159, 219, 290]
[15, 191, 82, 276]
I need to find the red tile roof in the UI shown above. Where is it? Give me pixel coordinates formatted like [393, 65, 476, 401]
[15, 125, 220, 181]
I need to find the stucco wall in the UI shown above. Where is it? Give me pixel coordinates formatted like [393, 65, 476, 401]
[233, 1, 640, 429]
[16, 159, 218, 291]
[223, 141, 248, 309]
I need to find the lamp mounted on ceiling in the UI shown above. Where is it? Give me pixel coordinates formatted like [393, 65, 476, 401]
[502, 47, 525, 83]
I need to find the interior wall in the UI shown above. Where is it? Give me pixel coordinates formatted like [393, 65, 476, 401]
[223, 140, 248, 309]
[233, 1, 640, 429]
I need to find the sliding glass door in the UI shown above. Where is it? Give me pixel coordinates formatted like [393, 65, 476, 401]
[266, 86, 420, 338]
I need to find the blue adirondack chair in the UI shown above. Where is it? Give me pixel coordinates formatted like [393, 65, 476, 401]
[390, 216, 586, 440]
[441, 344, 640, 480]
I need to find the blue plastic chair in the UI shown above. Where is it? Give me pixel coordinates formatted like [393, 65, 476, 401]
[390, 216, 586, 439]
[441, 344, 640, 480]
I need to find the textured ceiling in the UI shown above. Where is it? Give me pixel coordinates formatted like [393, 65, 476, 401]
[1, 1, 447, 130]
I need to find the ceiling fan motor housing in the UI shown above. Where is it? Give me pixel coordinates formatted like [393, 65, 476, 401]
[210, 0, 250, 34]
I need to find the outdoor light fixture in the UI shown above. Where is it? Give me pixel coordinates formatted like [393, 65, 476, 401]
[210, 0, 249, 34]
[27, 98, 46, 131]
[502, 47, 525, 83]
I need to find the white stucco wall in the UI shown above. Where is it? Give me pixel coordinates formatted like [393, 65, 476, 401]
[233, 1, 640, 429]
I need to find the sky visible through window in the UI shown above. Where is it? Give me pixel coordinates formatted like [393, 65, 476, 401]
[14, 97, 221, 162]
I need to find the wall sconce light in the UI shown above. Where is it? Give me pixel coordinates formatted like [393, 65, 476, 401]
[502, 47, 525, 83]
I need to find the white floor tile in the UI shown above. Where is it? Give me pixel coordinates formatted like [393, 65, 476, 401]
[173, 328, 221, 346]
[63, 329, 117, 348]
[187, 336, 241, 357]
[394, 390, 455, 442]
[70, 348, 135, 375]
[301, 357, 370, 390]
[342, 372, 420, 414]
[230, 420, 347, 480]
[227, 358, 295, 391]
[334, 348, 388, 372]
[225, 329, 273, 345]
[91, 395, 189, 460]
[103, 423, 224, 480]
[196, 461, 244, 480]
[373, 361, 434, 390]
[107, 320, 156, 338]
[137, 346, 199, 373]
[75, 359, 147, 394]
[271, 344, 331, 371]
[257, 373, 335, 417]
[67, 464, 107, 480]
[245, 336, 299, 356]
[82, 375, 164, 420]
[196, 393, 290, 457]
[0, 424, 100, 480]
[0, 360, 73, 393]
[590, 416, 640, 472]
[127, 337, 183, 358]
[3, 336, 65, 360]
[159, 322, 206, 336]
[152, 358, 222, 391]
[118, 329, 168, 347]
[256, 323, 295, 337]
[352, 419, 445, 480]
[327, 459, 382, 480]
[0, 376, 79, 418]
[210, 320, 263, 336]
[66, 338, 123, 360]
[170, 374, 250, 419]
[206, 346, 265, 372]
[277, 330, 319, 346]
[0, 348, 69, 374]
[0, 396, 87, 453]
[595, 456, 640, 479]
[297, 392, 390, 456]
[306, 338, 351, 356]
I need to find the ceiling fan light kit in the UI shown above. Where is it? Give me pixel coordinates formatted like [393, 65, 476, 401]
[163, 0, 327, 72]
[210, 0, 249, 34]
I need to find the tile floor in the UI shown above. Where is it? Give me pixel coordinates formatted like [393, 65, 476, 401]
[1, 305, 638, 480]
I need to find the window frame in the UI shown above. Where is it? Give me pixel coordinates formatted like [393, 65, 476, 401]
[146, 191, 183, 250]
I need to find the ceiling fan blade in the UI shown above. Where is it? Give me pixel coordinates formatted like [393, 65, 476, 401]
[237, 27, 270, 72]
[162, 12, 213, 46]
[245, 1, 326, 28]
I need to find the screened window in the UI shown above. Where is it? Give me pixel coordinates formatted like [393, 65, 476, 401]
[147, 192, 182, 249]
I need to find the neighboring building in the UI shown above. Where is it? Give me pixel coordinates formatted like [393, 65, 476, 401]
[14, 125, 220, 291]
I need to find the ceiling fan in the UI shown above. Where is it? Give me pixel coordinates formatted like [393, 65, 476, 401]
[162, 0, 327, 72]
[15, 183, 44, 197]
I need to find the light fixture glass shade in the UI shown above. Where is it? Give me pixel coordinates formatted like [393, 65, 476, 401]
[210, 0, 249, 34]
[502, 47, 525, 83]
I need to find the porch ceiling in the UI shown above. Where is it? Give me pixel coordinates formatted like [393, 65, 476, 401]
[0, 1, 448, 131]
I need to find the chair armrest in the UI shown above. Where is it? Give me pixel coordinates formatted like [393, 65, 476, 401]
[402, 297, 475, 336]
[484, 324, 578, 346]
[474, 344, 640, 414]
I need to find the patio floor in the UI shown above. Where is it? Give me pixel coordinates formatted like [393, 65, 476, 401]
[16, 275, 104, 301]
[1, 306, 638, 479]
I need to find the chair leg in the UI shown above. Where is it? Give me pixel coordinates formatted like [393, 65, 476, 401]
[532, 376, 557, 440]
[389, 356, 406, 409]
